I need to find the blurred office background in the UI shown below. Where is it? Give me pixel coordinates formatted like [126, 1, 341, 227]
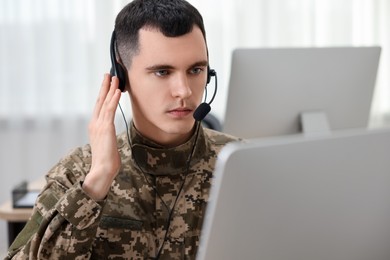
[1, 0, 390, 253]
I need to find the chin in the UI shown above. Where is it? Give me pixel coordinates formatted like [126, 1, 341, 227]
[161, 119, 196, 135]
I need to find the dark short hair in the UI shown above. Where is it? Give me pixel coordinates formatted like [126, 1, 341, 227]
[115, 0, 207, 69]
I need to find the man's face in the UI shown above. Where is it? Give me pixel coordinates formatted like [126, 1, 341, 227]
[127, 26, 208, 146]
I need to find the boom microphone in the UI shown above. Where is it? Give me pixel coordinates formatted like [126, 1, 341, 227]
[193, 69, 217, 121]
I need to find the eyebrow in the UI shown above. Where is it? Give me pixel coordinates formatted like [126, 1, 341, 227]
[145, 60, 209, 71]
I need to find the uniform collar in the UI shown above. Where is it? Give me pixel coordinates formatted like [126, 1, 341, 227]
[129, 122, 207, 176]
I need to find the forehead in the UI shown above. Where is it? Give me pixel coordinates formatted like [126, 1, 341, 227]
[132, 27, 208, 67]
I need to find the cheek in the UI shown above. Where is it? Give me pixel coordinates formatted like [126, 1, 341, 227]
[189, 77, 207, 99]
[129, 75, 155, 98]
[130, 83, 169, 113]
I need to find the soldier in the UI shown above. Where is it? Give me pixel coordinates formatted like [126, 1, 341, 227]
[6, 0, 240, 259]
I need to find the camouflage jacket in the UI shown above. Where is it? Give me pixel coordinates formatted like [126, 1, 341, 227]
[6, 124, 239, 260]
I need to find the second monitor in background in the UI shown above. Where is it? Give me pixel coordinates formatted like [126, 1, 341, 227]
[223, 47, 381, 138]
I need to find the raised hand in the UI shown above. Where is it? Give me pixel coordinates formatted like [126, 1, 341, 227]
[82, 74, 122, 200]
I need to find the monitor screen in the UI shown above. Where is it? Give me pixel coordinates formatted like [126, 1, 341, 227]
[198, 127, 390, 260]
[223, 47, 381, 138]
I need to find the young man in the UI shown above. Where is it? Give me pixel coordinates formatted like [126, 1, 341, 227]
[6, 0, 239, 259]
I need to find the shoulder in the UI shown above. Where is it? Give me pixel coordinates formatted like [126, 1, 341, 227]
[57, 130, 129, 168]
[45, 142, 92, 185]
[47, 132, 130, 181]
[59, 143, 92, 168]
[203, 127, 242, 154]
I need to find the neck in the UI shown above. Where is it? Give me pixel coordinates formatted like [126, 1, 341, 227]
[132, 120, 198, 148]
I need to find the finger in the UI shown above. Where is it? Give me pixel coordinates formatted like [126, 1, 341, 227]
[100, 76, 119, 112]
[104, 76, 120, 104]
[92, 73, 112, 120]
[100, 77, 121, 122]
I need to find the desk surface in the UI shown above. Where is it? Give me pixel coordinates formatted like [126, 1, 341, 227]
[0, 178, 45, 222]
[0, 201, 34, 222]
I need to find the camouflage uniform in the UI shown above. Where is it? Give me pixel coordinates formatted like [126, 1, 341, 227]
[6, 123, 239, 259]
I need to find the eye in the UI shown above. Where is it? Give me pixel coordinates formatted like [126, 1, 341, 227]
[189, 67, 204, 75]
[154, 70, 170, 77]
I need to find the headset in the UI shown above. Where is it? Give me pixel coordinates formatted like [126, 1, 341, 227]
[193, 67, 217, 121]
[109, 30, 217, 121]
[109, 31, 127, 92]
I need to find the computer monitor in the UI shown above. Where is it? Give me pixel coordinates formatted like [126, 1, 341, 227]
[223, 47, 381, 138]
[197, 127, 390, 260]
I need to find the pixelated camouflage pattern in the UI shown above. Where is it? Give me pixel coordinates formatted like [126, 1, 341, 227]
[6, 123, 240, 259]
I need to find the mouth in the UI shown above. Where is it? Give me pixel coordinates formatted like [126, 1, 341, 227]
[167, 107, 193, 118]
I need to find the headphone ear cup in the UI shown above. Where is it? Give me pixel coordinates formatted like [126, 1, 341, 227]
[207, 68, 216, 84]
[115, 62, 127, 92]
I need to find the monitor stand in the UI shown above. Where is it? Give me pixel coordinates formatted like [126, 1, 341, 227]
[300, 111, 331, 136]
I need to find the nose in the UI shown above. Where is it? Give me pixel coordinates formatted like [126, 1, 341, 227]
[171, 73, 192, 99]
